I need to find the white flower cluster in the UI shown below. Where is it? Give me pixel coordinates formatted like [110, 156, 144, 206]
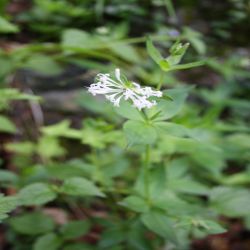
[88, 68, 162, 110]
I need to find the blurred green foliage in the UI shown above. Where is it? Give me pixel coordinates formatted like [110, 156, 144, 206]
[0, 0, 250, 250]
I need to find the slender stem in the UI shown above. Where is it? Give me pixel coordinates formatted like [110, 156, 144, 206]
[164, 0, 177, 21]
[144, 144, 151, 200]
[157, 71, 165, 90]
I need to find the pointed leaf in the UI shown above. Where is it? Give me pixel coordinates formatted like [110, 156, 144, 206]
[18, 183, 57, 206]
[61, 177, 105, 197]
[141, 211, 177, 242]
[0, 196, 17, 221]
[171, 61, 205, 71]
[33, 233, 62, 250]
[0, 16, 19, 33]
[146, 38, 164, 66]
[120, 196, 149, 213]
[154, 121, 192, 138]
[123, 120, 158, 145]
[9, 212, 55, 235]
[147, 87, 192, 121]
[61, 220, 90, 240]
[0, 115, 16, 133]
[114, 100, 144, 121]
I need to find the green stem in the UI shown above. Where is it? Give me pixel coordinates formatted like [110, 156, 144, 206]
[144, 144, 151, 200]
[157, 71, 165, 90]
[164, 0, 177, 21]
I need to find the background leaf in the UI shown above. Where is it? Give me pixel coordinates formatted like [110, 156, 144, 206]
[24, 54, 63, 76]
[146, 38, 165, 67]
[9, 212, 55, 235]
[141, 211, 177, 243]
[210, 187, 250, 217]
[0, 196, 17, 221]
[33, 233, 62, 250]
[114, 100, 144, 121]
[120, 196, 149, 213]
[60, 220, 90, 240]
[61, 177, 105, 197]
[0, 16, 19, 33]
[18, 183, 57, 206]
[147, 87, 192, 121]
[0, 115, 16, 133]
[123, 120, 158, 145]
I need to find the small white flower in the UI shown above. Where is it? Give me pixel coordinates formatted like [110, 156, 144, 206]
[88, 68, 162, 110]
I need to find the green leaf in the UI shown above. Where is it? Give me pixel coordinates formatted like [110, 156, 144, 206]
[0, 170, 18, 184]
[0, 56, 14, 79]
[171, 61, 205, 71]
[77, 90, 116, 121]
[41, 120, 80, 139]
[134, 165, 167, 199]
[141, 211, 177, 243]
[197, 219, 226, 235]
[168, 179, 210, 195]
[146, 38, 164, 66]
[9, 212, 55, 235]
[169, 39, 182, 54]
[166, 158, 189, 179]
[222, 171, 250, 185]
[0, 115, 16, 133]
[24, 54, 63, 76]
[153, 191, 196, 216]
[123, 120, 158, 145]
[6, 141, 35, 155]
[167, 42, 189, 66]
[33, 233, 62, 250]
[99, 225, 126, 248]
[147, 87, 192, 121]
[81, 125, 123, 149]
[62, 29, 98, 50]
[61, 177, 105, 197]
[63, 243, 94, 250]
[37, 136, 66, 159]
[18, 183, 57, 206]
[146, 38, 197, 72]
[210, 187, 250, 217]
[183, 27, 206, 55]
[46, 161, 92, 181]
[114, 100, 144, 121]
[159, 59, 171, 71]
[0, 196, 17, 221]
[176, 139, 224, 174]
[0, 88, 39, 111]
[154, 121, 192, 138]
[0, 16, 19, 33]
[175, 217, 226, 238]
[110, 44, 140, 63]
[61, 220, 90, 240]
[120, 196, 149, 213]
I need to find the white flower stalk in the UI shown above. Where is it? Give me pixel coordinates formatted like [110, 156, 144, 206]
[88, 68, 162, 110]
